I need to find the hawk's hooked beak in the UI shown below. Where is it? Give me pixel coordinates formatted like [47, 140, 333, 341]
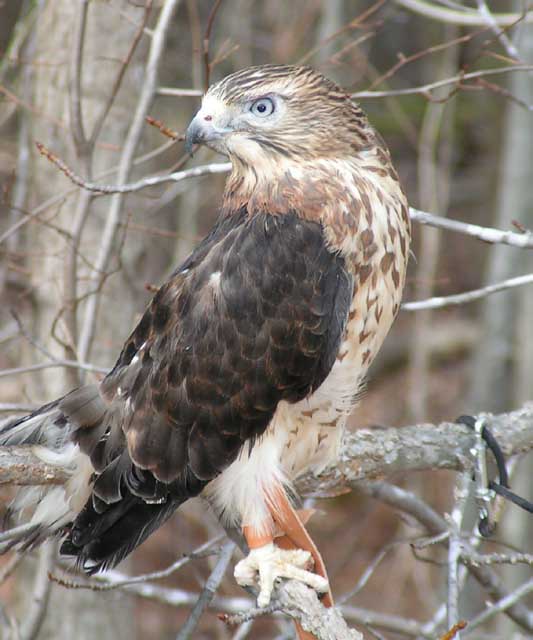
[185, 116, 205, 156]
[185, 110, 231, 156]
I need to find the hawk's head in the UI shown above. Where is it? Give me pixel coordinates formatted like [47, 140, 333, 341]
[185, 65, 372, 167]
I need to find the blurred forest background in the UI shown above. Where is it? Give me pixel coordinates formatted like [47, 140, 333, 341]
[0, 1, 532, 639]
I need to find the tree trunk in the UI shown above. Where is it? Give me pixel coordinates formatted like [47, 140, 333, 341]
[9, 1, 163, 637]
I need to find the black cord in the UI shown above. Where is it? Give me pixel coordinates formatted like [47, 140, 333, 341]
[489, 481, 533, 514]
[456, 415, 533, 519]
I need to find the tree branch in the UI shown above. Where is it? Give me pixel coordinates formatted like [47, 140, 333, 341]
[275, 581, 362, 640]
[409, 207, 533, 249]
[402, 273, 533, 311]
[393, 0, 533, 27]
[2, 407, 532, 637]
[296, 405, 533, 498]
[1, 406, 532, 490]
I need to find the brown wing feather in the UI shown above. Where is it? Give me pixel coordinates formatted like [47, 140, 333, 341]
[63, 210, 351, 541]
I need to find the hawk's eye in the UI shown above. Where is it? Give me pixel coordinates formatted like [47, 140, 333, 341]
[250, 97, 275, 117]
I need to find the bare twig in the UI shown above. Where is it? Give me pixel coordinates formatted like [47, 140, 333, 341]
[353, 65, 533, 99]
[357, 481, 533, 634]
[35, 143, 231, 194]
[402, 273, 533, 311]
[476, 0, 520, 61]
[440, 621, 467, 640]
[446, 473, 470, 634]
[157, 87, 203, 97]
[0, 139, 176, 245]
[176, 540, 235, 640]
[50, 536, 224, 591]
[89, 1, 153, 147]
[69, 0, 89, 156]
[220, 603, 280, 627]
[20, 541, 56, 640]
[462, 550, 533, 567]
[393, 0, 533, 27]
[145, 115, 181, 140]
[409, 207, 533, 248]
[77, 0, 182, 366]
[0, 360, 108, 379]
[463, 578, 533, 634]
[10, 309, 59, 363]
[202, 0, 223, 90]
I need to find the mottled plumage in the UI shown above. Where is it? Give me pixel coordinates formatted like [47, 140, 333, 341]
[0, 65, 410, 590]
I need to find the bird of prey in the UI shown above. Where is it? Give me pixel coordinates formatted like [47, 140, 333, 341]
[0, 65, 410, 623]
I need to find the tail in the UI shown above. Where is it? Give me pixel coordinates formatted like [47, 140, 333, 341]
[60, 492, 185, 573]
[0, 398, 92, 553]
[0, 388, 189, 572]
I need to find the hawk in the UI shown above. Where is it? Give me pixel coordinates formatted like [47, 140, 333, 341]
[1, 65, 410, 626]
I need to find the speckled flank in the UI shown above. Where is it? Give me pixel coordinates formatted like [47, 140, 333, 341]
[270, 153, 409, 480]
[209, 134, 410, 531]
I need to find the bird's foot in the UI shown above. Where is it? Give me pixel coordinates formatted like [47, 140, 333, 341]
[234, 542, 329, 608]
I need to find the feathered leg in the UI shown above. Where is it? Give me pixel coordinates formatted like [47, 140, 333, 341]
[267, 483, 333, 607]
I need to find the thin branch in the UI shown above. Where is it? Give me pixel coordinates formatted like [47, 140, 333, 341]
[0, 360, 108, 379]
[463, 578, 533, 634]
[145, 115, 181, 140]
[353, 64, 533, 98]
[202, 0, 223, 90]
[401, 273, 533, 311]
[409, 207, 533, 249]
[50, 536, 224, 590]
[32, 146, 533, 256]
[463, 550, 533, 567]
[357, 481, 533, 634]
[20, 541, 56, 640]
[35, 143, 231, 194]
[68, 0, 89, 156]
[476, 0, 521, 60]
[150, 56, 533, 105]
[157, 87, 203, 96]
[176, 540, 235, 640]
[0, 139, 176, 245]
[447, 472, 469, 633]
[10, 309, 59, 362]
[440, 622, 467, 640]
[393, 0, 533, 27]
[77, 0, 182, 365]
[89, 0, 153, 147]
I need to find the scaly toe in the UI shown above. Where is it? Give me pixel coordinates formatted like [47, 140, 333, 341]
[234, 542, 329, 607]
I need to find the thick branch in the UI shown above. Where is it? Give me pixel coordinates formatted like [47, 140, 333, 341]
[1, 406, 532, 488]
[0, 448, 70, 485]
[276, 581, 362, 640]
[296, 405, 533, 498]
